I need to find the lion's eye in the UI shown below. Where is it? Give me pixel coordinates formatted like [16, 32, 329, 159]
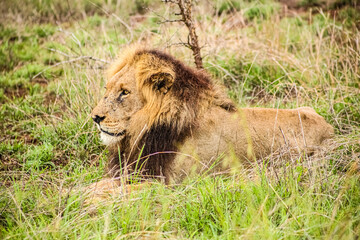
[117, 89, 130, 102]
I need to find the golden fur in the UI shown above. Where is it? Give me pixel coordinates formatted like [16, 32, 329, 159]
[91, 46, 334, 184]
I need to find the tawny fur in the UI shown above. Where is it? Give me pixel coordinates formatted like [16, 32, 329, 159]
[91, 46, 334, 185]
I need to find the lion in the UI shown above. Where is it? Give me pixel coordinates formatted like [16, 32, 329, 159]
[90, 46, 334, 188]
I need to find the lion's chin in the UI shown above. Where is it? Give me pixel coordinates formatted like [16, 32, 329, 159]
[100, 132, 124, 146]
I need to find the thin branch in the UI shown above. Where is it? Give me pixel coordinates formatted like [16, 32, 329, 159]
[163, 0, 204, 69]
[32, 56, 109, 80]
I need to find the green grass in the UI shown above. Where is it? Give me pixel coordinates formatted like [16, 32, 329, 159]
[1, 0, 359, 239]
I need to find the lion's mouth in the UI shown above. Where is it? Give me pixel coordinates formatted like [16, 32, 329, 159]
[100, 128, 126, 137]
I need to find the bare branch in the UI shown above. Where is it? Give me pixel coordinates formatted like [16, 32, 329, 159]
[164, 0, 203, 69]
[159, 19, 182, 24]
[32, 56, 109, 80]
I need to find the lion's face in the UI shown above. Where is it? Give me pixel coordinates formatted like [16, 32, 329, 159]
[91, 64, 143, 145]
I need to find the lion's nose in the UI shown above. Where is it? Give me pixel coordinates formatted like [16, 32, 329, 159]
[92, 115, 105, 124]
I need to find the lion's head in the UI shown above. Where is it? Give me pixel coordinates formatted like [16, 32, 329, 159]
[92, 47, 234, 146]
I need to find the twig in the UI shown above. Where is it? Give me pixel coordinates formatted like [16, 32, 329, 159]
[32, 56, 109, 80]
[163, 0, 203, 69]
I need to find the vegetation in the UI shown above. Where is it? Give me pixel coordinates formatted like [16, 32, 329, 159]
[0, 0, 359, 239]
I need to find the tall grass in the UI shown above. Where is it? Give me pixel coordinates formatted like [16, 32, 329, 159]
[0, 0, 359, 239]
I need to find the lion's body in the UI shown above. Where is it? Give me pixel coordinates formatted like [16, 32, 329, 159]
[166, 106, 333, 183]
[91, 47, 334, 184]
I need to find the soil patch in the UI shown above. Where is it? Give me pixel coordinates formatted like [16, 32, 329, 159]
[31, 77, 49, 87]
[4, 86, 28, 99]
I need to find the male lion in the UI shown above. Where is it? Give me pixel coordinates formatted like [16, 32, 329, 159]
[91, 47, 334, 186]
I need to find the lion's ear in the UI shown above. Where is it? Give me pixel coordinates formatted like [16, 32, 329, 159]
[150, 72, 174, 94]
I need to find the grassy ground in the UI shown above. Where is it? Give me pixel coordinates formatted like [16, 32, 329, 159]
[1, 0, 359, 239]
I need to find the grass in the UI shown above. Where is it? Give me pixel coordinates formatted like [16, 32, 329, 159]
[0, 0, 359, 239]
